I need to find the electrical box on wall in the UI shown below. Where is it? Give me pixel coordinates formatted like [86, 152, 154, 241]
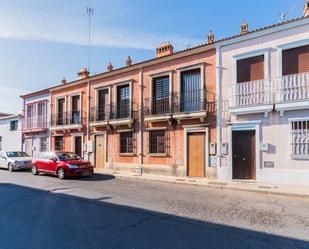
[221, 143, 228, 155]
[87, 141, 93, 153]
[210, 143, 217, 155]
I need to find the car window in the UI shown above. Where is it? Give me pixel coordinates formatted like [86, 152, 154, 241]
[56, 152, 80, 161]
[6, 151, 29, 158]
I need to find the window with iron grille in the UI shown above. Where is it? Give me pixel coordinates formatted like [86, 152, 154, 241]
[10, 120, 18, 131]
[54, 136, 63, 151]
[119, 132, 134, 154]
[149, 130, 166, 154]
[40, 137, 48, 152]
[291, 120, 309, 158]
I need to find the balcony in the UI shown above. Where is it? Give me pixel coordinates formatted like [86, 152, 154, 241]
[108, 101, 133, 127]
[90, 105, 111, 127]
[51, 111, 84, 130]
[172, 89, 207, 121]
[22, 116, 48, 132]
[144, 96, 172, 123]
[275, 71, 309, 115]
[229, 79, 273, 116]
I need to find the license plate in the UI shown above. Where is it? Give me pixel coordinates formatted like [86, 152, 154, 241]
[82, 171, 92, 176]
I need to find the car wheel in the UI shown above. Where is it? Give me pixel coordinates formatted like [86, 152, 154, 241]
[31, 165, 39, 175]
[8, 163, 14, 172]
[57, 168, 65, 179]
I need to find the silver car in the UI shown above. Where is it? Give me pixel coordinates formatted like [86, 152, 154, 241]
[0, 151, 33, 171]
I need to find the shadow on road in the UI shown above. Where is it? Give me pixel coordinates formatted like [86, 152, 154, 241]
[0, 183, 308, 249]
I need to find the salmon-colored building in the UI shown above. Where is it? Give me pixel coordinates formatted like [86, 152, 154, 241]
[47, 41, 217, 178]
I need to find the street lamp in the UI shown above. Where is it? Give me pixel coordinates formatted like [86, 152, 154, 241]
[86, 7, 94, 74]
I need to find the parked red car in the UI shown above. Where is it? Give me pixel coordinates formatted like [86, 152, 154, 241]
[32, 151, 94, 179]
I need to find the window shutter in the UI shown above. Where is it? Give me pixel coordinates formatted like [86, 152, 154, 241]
[237, 55, 264, 83]
[282, 45, 309, 76]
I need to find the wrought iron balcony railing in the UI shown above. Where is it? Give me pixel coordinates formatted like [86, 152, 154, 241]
[51, 111, 84, 126]
[144, 95, 172, 116]
[22, 115, 48, 131]
[173, 89, 207, 113]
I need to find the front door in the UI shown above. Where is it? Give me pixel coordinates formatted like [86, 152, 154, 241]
[74, 136, 82, 157]
[187, 132, 205, 177]
[232, 130, 256, 180]
[95, 135, 105, 170]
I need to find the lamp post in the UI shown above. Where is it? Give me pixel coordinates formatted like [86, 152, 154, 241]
[86, 7, 94, 73]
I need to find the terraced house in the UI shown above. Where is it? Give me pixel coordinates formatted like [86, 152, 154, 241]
[21, 89, 51, 157]
[216, 4, 309, 185]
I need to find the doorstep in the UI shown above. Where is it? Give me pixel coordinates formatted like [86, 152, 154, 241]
[96, 169, 309, 199]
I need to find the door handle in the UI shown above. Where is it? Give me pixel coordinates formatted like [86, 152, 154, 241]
[243, 158, 246, 161]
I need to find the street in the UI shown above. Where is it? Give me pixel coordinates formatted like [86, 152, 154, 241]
[0, 170, 309, 249]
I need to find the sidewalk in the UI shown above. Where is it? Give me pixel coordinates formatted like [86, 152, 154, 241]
[95, 169, 309, 199]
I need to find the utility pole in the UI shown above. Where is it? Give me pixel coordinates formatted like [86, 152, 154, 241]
[86, 7, 94, 160]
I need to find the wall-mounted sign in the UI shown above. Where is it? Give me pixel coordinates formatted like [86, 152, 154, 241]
[264, 161, 275, 168]
[260, 143, 269, 151]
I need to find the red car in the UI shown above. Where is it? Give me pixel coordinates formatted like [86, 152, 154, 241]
[32, 151, 94, 179]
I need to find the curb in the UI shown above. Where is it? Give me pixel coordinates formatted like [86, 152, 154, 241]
[96, 171, 309, 200]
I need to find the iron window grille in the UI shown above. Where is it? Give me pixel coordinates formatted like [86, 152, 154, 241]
[119, 132, 134, 154]
[40, 137, 48, 152]
[10, 120, 18, 131]
[291, 120, 309, 158]
[55, 136, 64, 151]
[149, 130, 166, 154]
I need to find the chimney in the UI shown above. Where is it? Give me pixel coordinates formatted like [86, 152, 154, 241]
[126, 56, 132, 66]
[60, 78, 67, 85]
[77, 68, 89, 79]
[305, 0, 309, 17]
[156, 42, 174, 58]
[107, 62, 113, 71]
[240, 20, 248, 35]
[207, 30, 215, 44]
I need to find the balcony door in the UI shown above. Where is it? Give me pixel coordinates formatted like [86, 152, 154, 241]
[152, 76, 170, 115]
[26, 105, 34, 129]
[37, 102, 46, 128]
[282, 45, 309, 76]
[57, 98, 65, 125]
[237, 55, 264, 83]
[71, 95, 80, 124]
[117, 85, 130, 119]
[180, 69, 201, 112]
[97, 89, 109, 121]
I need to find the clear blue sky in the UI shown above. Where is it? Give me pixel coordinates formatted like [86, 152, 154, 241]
[0, 0, 305, 113]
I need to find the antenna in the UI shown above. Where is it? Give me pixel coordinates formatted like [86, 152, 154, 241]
[279, 4, 299, 22]
[86, 7, 94, 74]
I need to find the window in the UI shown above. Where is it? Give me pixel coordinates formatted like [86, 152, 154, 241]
[40, 137, 48, 152]
[180, 68, 202, 112]
[38, 102, 46, 128]
[149, 130, 166, 154]
[291, 120, 309, 158]
[10, 120, 18, 131]
[71, 95, 80, 124]
[0, 136, 2, 151]
[282, 45, 309, 76]
[237, 55, 264, 83]
[119, 132, 133, 154]
[152, 76, 170, 115]
[54, 136, 63, 151]
[117, 85, 130, 118]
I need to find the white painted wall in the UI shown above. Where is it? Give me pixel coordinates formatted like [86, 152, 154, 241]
[217, 18, 309, 185]
[0, 116, 22, 152]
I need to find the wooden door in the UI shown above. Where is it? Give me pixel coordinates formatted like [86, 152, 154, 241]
[74, 136, 82, 157]
[95, 135, 105, 170]
[232, 131, 256, 180]
[187, 132, 205, 177]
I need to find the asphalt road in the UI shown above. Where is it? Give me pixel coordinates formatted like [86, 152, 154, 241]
[0, 169, 309, 249]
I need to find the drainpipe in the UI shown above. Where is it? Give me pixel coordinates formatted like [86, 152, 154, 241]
[138, 68, 144, 172]
[216, 45, 223, 169]
[86, 78, 91, 161]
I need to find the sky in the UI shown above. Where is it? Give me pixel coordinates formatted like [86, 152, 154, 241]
[0, 0, 306, 114]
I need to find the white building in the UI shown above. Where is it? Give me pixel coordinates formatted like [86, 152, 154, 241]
[21, 89, 51, 157]
[0, 114, 22, 152]
[216, 12, 309, 185]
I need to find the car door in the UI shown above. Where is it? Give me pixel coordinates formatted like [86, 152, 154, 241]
[46, 152, 58, 173]
[0, 152, 7, 168]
